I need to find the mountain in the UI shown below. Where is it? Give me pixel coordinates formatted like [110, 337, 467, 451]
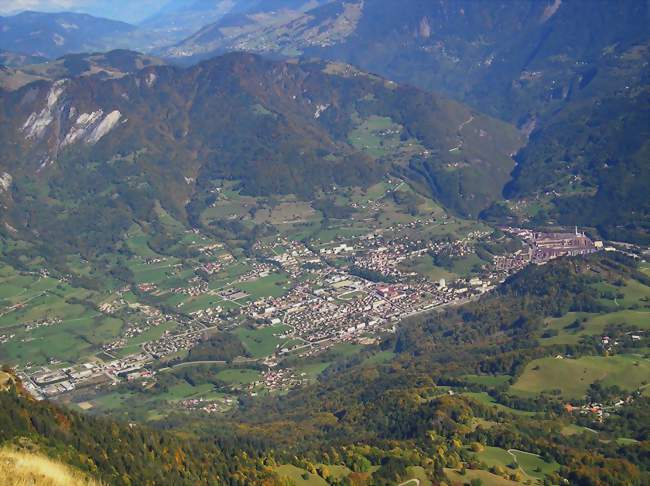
[0, 11, 135, 59]
[173, 0, 646, 121]
[0, 50, 165, 91]
[159, 0, 333, 59]
[109, 1, 249, 53]
[0, 377, 276, 485]
[138, 0, 245, 45]
[0, 52, 521, 260]
[0, 49, 47, 67]
[166, 0, 650, 242]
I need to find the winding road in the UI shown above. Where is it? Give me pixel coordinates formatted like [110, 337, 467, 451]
[398, 480, 420, 486]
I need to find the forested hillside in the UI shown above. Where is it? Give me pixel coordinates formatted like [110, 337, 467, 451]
[0, 379, 277, 485]
[167, 0, 650, 242]
[0, 52, 520, 266]
[2, 253, 647, 485]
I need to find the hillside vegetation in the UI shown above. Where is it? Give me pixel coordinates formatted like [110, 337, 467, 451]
[0, 446, 101, 486]
[170, 0, 650, 242]
[0, 52, 520, 266]
[0, 253, 648, 485]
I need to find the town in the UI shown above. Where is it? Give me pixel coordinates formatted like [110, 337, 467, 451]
[14, 222, 614, 411]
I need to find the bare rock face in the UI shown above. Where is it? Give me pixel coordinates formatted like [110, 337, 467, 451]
[0, 172, 12, 192]
[19, 79, 124, 165]
[418, 17, 431, 39]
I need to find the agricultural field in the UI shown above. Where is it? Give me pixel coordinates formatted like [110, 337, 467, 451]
[405, 466, 433, 485]
[462, 374, 512, 387]
[275, 465, 328, 486]
[348, 115, 407, 158]
[237, 272, 290, 299]
[461, 392, 536, 417]
[474, 446, 559, 483]
[214, 368, 261, 385]
[540, 309, 650, 345]
[399, 255, 458, 282]
[510, 450, 559, 480]
[560, 424, 599, 437]
[511, 354, 650, 399]
[234, 324, 291, 358]
[443, 467, 521, 486]
[593, 277, 650, 309]
[0, 263, 128, 366]
[84, 379, 232, 421]
[640, 262, 650, 277]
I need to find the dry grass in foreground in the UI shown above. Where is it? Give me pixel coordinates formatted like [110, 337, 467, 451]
[0, 447, 101, 486]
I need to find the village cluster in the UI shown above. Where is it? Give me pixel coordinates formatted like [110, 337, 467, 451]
[17, 225, 607, 406]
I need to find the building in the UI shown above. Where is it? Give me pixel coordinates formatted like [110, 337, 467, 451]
[531, 228, 597, 263]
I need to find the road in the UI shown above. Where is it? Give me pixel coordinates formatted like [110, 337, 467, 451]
[171, 357, 260, 369]
[398, 480, 420, 486]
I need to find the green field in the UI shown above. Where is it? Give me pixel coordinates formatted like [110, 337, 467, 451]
[399, 255, 458, 281]
[237, 273, 289, 299]
[463, 374, 512, 387]
[541, 309, 650, 345]
[275, 465, 328, 486]
[348, 115, 403, 158]
[444, 468, 521, 486]
[593, 278, 650, 309]
[0, 312, 122, 366]
[294, 362, 330, 380]
[511, 355, 650, 399]
[234, 324, 290, 358]
[364, 350, 396, 365]
[475, 446, 559, 482]
[561, 424, 599, 437]
[450, 254, 489, 277]
[510, 450, 559, 479]
[640, 262, 650, 277]
[461, 392, 535, 417]
[158, 382, 222, 402]
[129, 259, 181, 285]
[476, 446, 516, 470]
[116, 321, 179, 356]
[214, 368, 261, 385]
[405, 466, 432, 485]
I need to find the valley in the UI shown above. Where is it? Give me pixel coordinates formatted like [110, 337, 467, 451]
[1, 164, 648, 485]
[0, 1, 648, 485]
[1, 176, 518, 419]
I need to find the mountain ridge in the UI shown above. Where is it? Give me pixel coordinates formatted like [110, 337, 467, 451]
[0, 11, 135, 59]
[0, 52, 521, 261]
[162, 0, 650, 242]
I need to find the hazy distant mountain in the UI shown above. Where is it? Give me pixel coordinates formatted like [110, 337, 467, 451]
[0, 49, 47, 67]
[166, 0, 646, 118]
[0, 50, 165, 91]
[124, 0, 246, 50]
[0, 11, 135, 59]
[159, 0, 332, 58]
[141, 0, 240, 32]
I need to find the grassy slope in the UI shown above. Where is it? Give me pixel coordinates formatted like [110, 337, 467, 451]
[444, 468, 520, 486]
[511, 355, 650, 399]
[0, 447, 100, 486]
[275, 465, 328, 486]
